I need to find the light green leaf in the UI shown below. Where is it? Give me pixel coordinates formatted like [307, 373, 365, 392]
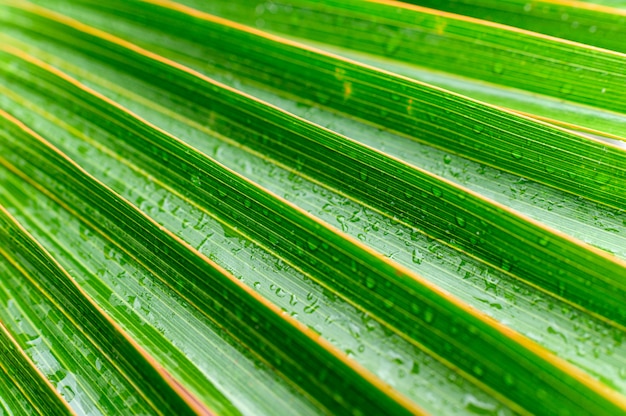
[1, 0, 626, 415]
[170, 0, 626, 141]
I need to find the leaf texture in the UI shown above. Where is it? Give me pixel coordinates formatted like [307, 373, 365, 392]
[1, 0, 626, 415]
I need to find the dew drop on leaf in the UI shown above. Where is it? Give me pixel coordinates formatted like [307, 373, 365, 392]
[456, 216, 466, 227]
[411, 248, 423, 264]
[463, 394, 497, 414]
[424, 309, 434, 323]
[411, 361, 420, 375]
[60, 384, 75, 402]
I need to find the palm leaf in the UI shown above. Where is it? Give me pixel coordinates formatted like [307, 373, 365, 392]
[1, 0, 625, 414]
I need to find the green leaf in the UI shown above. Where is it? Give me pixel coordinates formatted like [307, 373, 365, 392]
[171, 0, 626, 141]
[403, 0, 626, 54]
[1, 0, 626, 415]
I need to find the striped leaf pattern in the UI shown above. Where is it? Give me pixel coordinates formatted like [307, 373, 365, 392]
[0, 0, 625, 414]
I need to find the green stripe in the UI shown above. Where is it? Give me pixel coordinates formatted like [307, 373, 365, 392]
[0, 205, 202, 415]
[0, 47, 624, 415]
[403, 0, 626, 53]
[0, 320, 72, 416]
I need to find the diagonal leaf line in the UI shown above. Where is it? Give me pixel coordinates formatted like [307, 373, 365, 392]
[373, 0, 626, 54]
[0, 277, 117, 415]
[86, 0, 626, 207]
[3, 8, 624, 386]
[0, 107, 424, 415]
[10, 77, 626, 389]
[5, 0, 622, 411]
[1, 34, 624, 416]
[273, 1, 626, 67]
[3, 82, 570, 400]
[398, 0, 626, 54]
[5, 20, 624, 334]
[3, 4, 624, 384]
[0, 160, 311, 416]
[0, 95, 409, 413]
[83, 0, 626, 164]
[0, 254, 126, 415]
[8, 45, 619, 263]
[3, 5, 620, 272]
[0, 203, 212, 416]
[5, 0, 626, 213]
[0, 319, 75, 416]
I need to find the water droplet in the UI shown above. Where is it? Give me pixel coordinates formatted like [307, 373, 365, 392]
[456, 216, 466, 227]
[424, 309, 434, 323]
[504, 373, 515, 386]
[539, 237, 549, 247]
[443, 154, 452, 164]
[463, 394, 497, 414]
[60, 385, 75, 402]
[404, 190, 413, 199]
[360, 171, 368, 181]
[410, 303, 421, 314]
[472, 365, 484, 377]
[304, 300, 319, 314]
[560, 84, 573, 94]
[307, 239, 319, 251]
[432, 187, 443, 197]
[191, 175, 201, 186]
[411, 249, 423, 264]
[411, 361, 420, 374]
[547, 323, 567, 342]
[511, 150, 523, 160]
[493, 62, 504, 74]
[365, 276, 376, 289]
